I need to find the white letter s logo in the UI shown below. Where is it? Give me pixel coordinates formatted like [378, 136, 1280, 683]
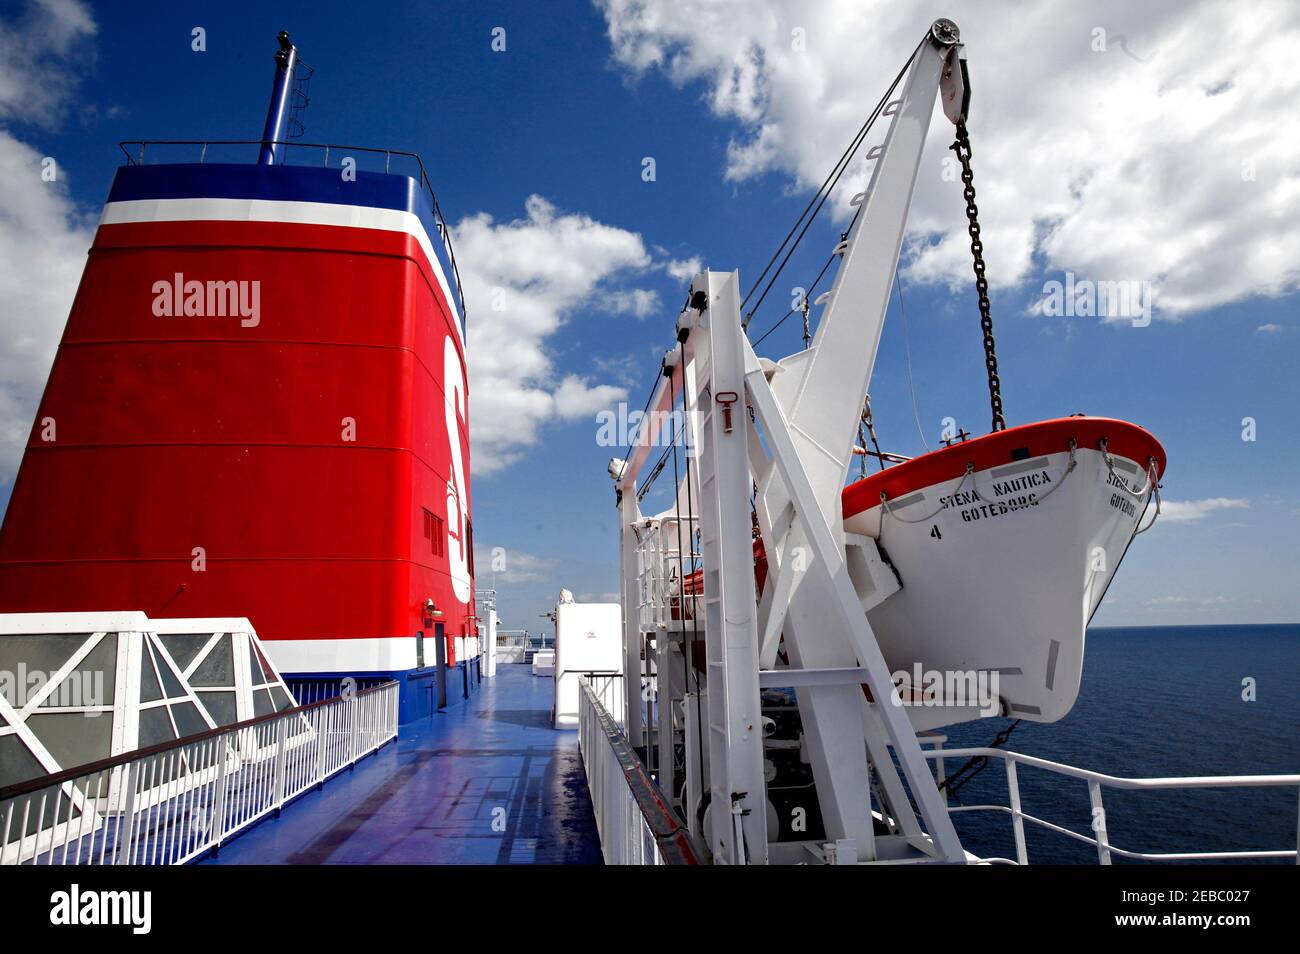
[445, 336, 472, 604]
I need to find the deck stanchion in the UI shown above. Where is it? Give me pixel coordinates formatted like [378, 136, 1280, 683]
[115, 761, 137, 865]
[349, 698, 360, 768]
[1006, 759, 1028, 865]
[272, 717, 288, 814]
[1088, 780, 1112, 864]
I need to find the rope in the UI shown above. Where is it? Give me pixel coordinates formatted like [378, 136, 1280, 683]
[637, 419, 688, 502]
[667, 339, 707, 820]
[969, 439, 1078, 508]
[880, 463, 974, 526]
[622, 358, 667, 471]
[895, 271, 930, 451]
[1098, 438, 1162, 536]
[1134, 464, 1162, 536]
[877, 440, 1079, 539]
[750, 244, 842, 349]
[741, 36, 926, 332]
[1100, 439, 1156, 498]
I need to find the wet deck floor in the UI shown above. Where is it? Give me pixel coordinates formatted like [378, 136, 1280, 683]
[202, 665, 603, 864]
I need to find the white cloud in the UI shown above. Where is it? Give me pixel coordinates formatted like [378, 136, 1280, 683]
[665, 256, 702, 281]
[0, 0, 97, 489]
[605, 287, 661, 318]
[1143, 594, 1233, 610]
[1255, 323, 1282, 334]
[596, 0, 1300, 318]
[577, 591, 620, 603]
[0, 0, 96, 126]
[454, 194, 651, 474]
[1159, 497, 1249, 523]
[471, 546, 556, 584]
[552, 374, 626, 418]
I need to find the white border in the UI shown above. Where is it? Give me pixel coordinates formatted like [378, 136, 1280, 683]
[257, 636, 418, 675]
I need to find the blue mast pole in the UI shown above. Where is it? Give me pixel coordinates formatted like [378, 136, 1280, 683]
[257, 31, 297, 166]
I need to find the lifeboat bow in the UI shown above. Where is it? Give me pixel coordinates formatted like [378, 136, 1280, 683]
[840, 416, 1166, 728]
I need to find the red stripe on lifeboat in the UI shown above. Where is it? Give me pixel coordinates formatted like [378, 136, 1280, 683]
[679, 417, 1163, 611]
[842, 416, 1166, 519]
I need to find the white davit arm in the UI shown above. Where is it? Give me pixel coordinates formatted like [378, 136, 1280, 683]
[766, 19, 968, 521]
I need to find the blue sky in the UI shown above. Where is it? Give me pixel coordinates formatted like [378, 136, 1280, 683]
[1, 0, 1297, 634]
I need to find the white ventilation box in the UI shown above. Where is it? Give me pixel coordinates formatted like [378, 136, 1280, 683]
[532, 648, 555, 676]
[553, 602, 622, 728]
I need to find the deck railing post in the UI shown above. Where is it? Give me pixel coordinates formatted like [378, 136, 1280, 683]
[272, 715, 288, 814]
[1005, 758, 1028, 865]
[349, 697, 360, 767]
[1088, 779, 1112, 865]
[0, 800, 12, 865]
[210, 738, 230, 850]
[114, 761, 137, 865]
[315, 706, 330, 786]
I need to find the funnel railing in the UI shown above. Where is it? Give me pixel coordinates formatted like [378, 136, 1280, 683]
[116, 139, 468, 324]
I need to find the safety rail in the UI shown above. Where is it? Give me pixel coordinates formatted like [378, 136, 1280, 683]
[285, 677, 392, 706]
[578, 676, 702, 865]
[116, 138, 468, 322]
[923, 746, 1300, 865]
[0, 681, 399, 865]
[495, 629, 548, 664]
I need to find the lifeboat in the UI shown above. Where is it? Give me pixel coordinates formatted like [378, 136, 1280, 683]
[841, 416, 1165, 727]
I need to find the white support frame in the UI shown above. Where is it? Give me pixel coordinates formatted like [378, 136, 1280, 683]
[610, 23, 969, 864]
[601, 19, 1300, 868]
[688, 270, 769, 864]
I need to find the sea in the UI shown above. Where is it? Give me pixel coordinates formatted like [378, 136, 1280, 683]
[936, 624, 1300, 864]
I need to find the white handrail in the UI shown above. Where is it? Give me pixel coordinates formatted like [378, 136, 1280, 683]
[923, 746, 1300, 865]
[0, 681, 399, 865]
[577, 676, 702, 865]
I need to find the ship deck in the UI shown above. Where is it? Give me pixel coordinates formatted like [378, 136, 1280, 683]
[200, 664, 603, 864]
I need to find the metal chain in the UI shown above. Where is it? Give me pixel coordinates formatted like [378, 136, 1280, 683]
[950, 122, 1006, 432]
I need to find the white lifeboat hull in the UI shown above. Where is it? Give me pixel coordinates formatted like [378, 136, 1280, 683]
[840, 417, 1165, 728]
